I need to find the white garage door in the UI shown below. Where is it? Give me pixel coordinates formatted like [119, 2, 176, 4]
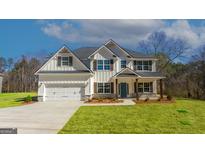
[45, 84, 84, 101]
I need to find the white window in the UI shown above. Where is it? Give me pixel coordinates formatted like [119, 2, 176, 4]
[135, 60, 152, 71]
[138, 82, 153, 93]
[121, 60, 126, 69]
[104, 60, 110, 70]
[62, 57, 69, 66]
[97, 83, 104, 93]
[97, 60, 111, 71]
[97, 83, 111, 93]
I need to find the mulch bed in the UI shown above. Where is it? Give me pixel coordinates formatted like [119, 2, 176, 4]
[22, 101, 35, 105]
[85, 98, 123, 104]
[133, 99, 175, 104]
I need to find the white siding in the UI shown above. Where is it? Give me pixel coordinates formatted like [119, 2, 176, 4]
[41, 51, 88, 71]
[38, 74, 91, 101]
[93, 47, 117, 82]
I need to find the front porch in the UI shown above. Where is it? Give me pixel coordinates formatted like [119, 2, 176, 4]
[113, 77, 163, 100]
[112, 68, 164, 100]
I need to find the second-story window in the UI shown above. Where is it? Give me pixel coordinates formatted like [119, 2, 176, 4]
[97, 60, 104, 70]
[136, 61, 143, 70]
[96, 60, 111, 71]
[121, 60, 126, 69]
[62, 57, 69, 66]
[135, 60, 152, 71]
[104, 60, 110, 70]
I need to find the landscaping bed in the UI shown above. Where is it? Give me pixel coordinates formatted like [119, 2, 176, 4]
[0, 92, 37, 108]
[133, 98, 175, 104]
[85, 98, 123, 104]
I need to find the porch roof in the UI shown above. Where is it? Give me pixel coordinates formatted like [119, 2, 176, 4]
[113, 68, 165, 79]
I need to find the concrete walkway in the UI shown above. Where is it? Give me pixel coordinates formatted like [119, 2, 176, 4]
[83, 99, 135, 106]
[0, 101, 82, 134]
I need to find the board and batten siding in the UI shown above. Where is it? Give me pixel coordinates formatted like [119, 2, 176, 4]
[92, 47, 117, 82]
[41, 52, 88, 71]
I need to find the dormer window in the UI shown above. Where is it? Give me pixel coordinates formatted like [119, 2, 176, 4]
[62, 57, 69, 66]
[121, 60, 126, 69]
[57, 56, 73, 67]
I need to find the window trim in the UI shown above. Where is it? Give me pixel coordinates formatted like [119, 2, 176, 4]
[97, 60, 104, 70]
[138, 82, 153, 93]
[134, 60, 152, 71]
[104, 60, 111, 70]
[96, 60, 111, 71]
[121, 60, 127, 69]
[61, 56, 69, 66]
[97, 82, 111, 94]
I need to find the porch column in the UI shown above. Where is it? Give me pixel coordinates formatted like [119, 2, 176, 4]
[136, 78, 139, 100]
[160, 79, 163, 99]
[115, 79, 118, 98]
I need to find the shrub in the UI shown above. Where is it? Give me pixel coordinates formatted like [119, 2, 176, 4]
[167, 95, 173, 101]
[176, 109, 188, 113]
[25, 95, 32, 103]
[179, 120, 191, 125]
[144, 97, 149, 102]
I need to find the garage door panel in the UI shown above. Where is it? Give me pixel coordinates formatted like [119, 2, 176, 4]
[45, 84, 84, 101]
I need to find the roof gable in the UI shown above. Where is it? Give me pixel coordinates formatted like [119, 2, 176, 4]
[114, 68, 141, 77]
[88, 45, 118, 58]
[35, 46, 92, 75]
[105, 39, 132, 58]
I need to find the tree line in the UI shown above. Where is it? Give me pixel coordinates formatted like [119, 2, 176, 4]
[0, 56, 41, 92]
[0, 31, 205, 99]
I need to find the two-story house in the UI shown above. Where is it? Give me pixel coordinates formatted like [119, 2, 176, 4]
[35, 40, 165, 102]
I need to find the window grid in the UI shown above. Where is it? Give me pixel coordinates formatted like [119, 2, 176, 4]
[97, 60, 104, 70]
[97, 83, 111, 94]
[138, 82, 153, 93]
[97, 60, 111, 71]
[121, 60, 126, 69]
[135, 60, 152, 71]
[62, 57, 69, 66]
[104, 60, 110, 70]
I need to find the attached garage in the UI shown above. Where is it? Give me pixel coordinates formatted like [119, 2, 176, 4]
[45, 84, 85, 101]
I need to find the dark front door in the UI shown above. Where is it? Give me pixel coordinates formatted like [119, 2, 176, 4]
[120, 83, 128, 98]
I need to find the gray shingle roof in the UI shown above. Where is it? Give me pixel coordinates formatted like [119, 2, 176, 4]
[124, 48, 155, 58]
[136, 72, 165, 78]
[38, 70, 91, 74]
[74, 47, 98, 59]
[74, 47, 155, 60]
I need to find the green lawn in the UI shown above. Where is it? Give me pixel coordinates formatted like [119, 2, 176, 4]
[59, 99, 205, 134]
[0, 92, 37, 108]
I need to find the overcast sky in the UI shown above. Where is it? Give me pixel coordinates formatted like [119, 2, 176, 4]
[1, 19, 205, 60]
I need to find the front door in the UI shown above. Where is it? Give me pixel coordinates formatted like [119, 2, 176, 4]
[120, 83, 128, 98]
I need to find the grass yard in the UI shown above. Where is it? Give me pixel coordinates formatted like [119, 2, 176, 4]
[59, 99, 205, 134]
[0, 92, 37, 108]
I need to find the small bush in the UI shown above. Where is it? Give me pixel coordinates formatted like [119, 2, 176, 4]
[167, 95, 173, 100]
[179, 120, 191, 126]
[144, 97, 149, 102]
[176, 109, 188, 113]
[25, 95, 32, 103]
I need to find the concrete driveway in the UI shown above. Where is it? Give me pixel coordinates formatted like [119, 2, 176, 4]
[0, 101, 82, 134]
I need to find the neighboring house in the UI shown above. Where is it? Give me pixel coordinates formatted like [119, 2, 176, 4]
[0, 73, 3, 93]
[35, 40, 165, 102]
